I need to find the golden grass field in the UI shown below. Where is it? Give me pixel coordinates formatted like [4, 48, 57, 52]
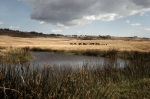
[0, 36, 150, 52]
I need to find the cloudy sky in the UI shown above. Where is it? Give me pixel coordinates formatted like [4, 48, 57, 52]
[0, 0, 150, 37]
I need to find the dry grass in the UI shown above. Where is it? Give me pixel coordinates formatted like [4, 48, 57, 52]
[0, 36, 150, 52]
[0, 47, 33, 63]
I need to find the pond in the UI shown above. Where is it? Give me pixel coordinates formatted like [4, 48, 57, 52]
[30, 51, 128, 69]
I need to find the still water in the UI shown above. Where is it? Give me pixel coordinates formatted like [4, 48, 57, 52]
[30, 52, 128, 69]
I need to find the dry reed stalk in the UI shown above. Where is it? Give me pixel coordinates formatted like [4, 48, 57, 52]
[0, 86, 22, 96]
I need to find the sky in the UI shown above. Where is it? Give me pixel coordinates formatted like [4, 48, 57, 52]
[0, 0, 150, 38]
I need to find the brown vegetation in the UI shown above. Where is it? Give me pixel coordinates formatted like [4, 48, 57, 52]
[0, 35, 150, 52]
[0, 28, 149, 52]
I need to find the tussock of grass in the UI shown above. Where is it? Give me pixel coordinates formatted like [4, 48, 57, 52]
[0, 47, 33, 63]
[31, 47, 53, 52]
[82, 49, 100, 56]
[24, 47, 65, 54]
[0, 47, 5, 50]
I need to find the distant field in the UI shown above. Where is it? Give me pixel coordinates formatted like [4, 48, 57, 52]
[0, 36, 150, 52]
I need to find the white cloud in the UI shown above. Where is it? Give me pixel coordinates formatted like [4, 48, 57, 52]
[69, 18, 92, 26]
[51, 30, 62, 33]
[140, 8, 150, 16]
[131, 23, 141, 26]
[141, 27, 150, 31]
[140, 12, 146, 16]
[25, 0, 150, 26]
[97, 13, 119, 21]
[9, 26, 20, 29]
[126, 20, 130, 23]
[0, 22, 4, 25]
[84, 15, 96, 21]
[39, 21, 47, 24]
[126, 21, 141, 26]
[57, 23, 69, 29]
[126, 20, 141, 26]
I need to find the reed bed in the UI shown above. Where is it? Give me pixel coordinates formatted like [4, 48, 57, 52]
[0, 47, 33, 63]
[0, 52, 150, 99]
[24, 46, 150, 59]
[0, 47, 150, 98]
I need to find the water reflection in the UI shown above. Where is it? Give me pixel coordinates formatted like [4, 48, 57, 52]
[30, 51, 128, 69]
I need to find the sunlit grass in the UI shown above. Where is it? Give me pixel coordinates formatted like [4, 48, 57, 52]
[0, 47, 33, 63]
[1, 35, 150, 52]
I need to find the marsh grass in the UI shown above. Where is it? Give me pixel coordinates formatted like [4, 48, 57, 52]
[0, 47, 33, 63]
[26, 47, 119, 58]
[26, 47, 150, 59]
[0, 47, 150, 98]
[0, 53, 150, 98]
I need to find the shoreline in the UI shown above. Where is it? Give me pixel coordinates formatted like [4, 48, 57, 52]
[1, 46, 150, 60]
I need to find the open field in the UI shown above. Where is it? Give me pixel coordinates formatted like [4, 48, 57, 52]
[0, 36, 150, 52]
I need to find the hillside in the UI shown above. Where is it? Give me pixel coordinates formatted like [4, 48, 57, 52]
[0, 28, 63, 38]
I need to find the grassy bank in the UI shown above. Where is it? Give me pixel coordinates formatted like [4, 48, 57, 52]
[25, 46, 150, 60]
[0, 56, 150, 98]
[1, 46, 150, 62]
[0, 47, 33, 63]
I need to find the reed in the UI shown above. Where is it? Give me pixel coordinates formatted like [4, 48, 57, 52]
[0, 47, 150, 98]
[27, 47, 150, 59]
[0, 47, 33, 63]
[0, 54, 150, 98]
[25, 47, 119, 58]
